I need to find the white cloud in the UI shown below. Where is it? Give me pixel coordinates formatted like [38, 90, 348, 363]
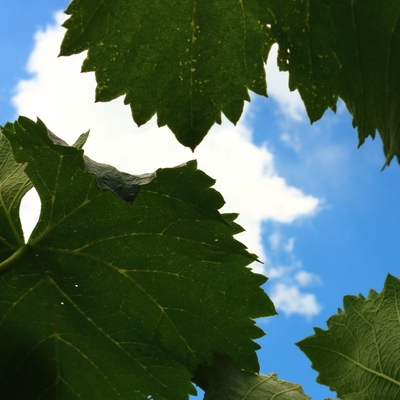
[265, 44, 306, 121]
[295, 271, 321, 287]
[15, 12, 321, 317]
[271, 283, 321, 319]
[19, 188, 41, 241]
[263, 232, 321, 318]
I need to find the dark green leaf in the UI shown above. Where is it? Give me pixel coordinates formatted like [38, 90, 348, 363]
[60, 0, 400, 164]
[59, 0, 271, 150]
[201, 354, 311, 400]
[297, 274, 400, 400]
[0, 130, 32, 257]
[71, 130, 90, 149]
[267, 0, 400, 166]
[83, 156, 155, 203]
[0, 117, 276, 399]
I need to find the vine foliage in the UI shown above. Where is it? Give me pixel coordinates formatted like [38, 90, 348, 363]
[1, 0, 400, 399]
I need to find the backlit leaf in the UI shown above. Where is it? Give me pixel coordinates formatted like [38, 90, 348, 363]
[0, 131, 32, 258]
[0, 117, 276, 399]
[61, 0, 400, 164]
[267, 0, 400, 166]
[201, 354, 311, 400]
[59, 0, 271, 150]
[297, 274, 400, 400]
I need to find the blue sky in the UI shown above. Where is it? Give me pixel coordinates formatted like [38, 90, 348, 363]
[2, 2, 400, 399]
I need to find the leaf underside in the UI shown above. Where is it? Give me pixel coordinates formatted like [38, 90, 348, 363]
[59, 0, 271, 150]
[200, 354, 311, 400]
[266, 0, 400, 166]
[297, 274, 400, 400]
[61, 0, 400, 164]
[0, 117, 276, 399]
[0, 132, 32, 256]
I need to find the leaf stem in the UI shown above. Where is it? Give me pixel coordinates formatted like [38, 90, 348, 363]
[0, 244, 30, 276]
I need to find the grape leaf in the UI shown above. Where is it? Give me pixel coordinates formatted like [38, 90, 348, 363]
[0, 131, 32, 258]
[59, 0, 271, 150]
[297, 274, 400, 400]
[267, 0, 400, 166]
[61, 0, 400, 165]
[0, 117, 276, 399]
[200, 354, 311, 400]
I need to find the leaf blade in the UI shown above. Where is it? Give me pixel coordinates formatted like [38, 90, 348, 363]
[201, 354, 311, 400]
[59, 0, 271, 150]
[0, 129, 32, 254]
[0, 117, 276, 399]
[297, 274, 400, 400]
[267, 0, 400, 165]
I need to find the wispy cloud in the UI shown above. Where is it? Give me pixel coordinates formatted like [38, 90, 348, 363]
[264, 229, 321, 318]
[280, 132, 302, 153]
[15, 12, 321, 317]
[271, 283, 321, 319]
